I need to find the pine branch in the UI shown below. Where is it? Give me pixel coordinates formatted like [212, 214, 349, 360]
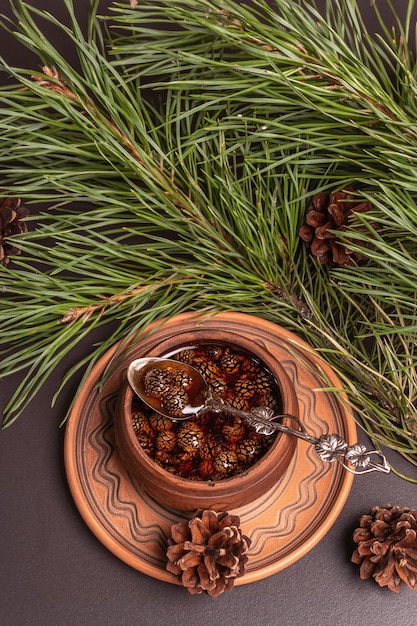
[0, 0, 416, 479]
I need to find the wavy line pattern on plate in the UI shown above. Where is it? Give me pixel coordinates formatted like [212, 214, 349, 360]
[79, 386, 168, 566]
[243, 360, 334, 554]
[65, 312, 355, 583]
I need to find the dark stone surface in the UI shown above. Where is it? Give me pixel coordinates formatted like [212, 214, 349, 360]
[1, 2, 416, 625]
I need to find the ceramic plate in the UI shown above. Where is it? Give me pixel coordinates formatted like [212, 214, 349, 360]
[64, 312, 356, 584]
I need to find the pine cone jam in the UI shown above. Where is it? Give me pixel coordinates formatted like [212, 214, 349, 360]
[130, 342, 281, 481]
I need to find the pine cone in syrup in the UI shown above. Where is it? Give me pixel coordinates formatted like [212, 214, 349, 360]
[298, 188, 375, 266]
[352, 504, 417, 592]
[166, 509, 251, 597]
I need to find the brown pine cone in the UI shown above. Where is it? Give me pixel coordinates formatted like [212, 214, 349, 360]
[0, 197, 29, 266]
[166, 509, 251, 597]
[161, 384, 189, 417]
[143, 367, 173, 398]
[298, 188, 374, 266]
[352, 504, 417, 592]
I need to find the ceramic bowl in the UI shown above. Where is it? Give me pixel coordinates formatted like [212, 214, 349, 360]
[114, 328, 299, 511]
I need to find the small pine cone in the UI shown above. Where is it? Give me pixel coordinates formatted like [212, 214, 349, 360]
[175, 349, 196, 365]
[203, 344, 225, 362]
[173, 369, 192, 389]
[255, 371, 276, 394]
[257, 389, 280, 411]
[193, 358, 223, 384]
[161, 385, 189, 417]
[298, 188, 375, 266]
[208, 377, 228, 399]
[235, 434, 263, 464]
[212, 449, 240, 477]
[197, 458, 215, 479]
[222, 416, 246, 443]
[240, 356, 262, 376]
[155, 430, 177, 454]
[135, 430, 154, 455]
[352, 504, 417, 592]
[177, 421, 205, 453]
[143, 367, 173, 399]
[227, 394, 250, 412]
[220, 349, 241, 374]
[0, 197, 29, 266]
[148, 412, 174, 432]
[166, 509, 251, 597]
[233, 378, 257, 399]
[131, 409, 153, 437]
[199, 433, 221, 460]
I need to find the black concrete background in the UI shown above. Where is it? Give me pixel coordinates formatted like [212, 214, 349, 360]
[1, 2, 416, 625]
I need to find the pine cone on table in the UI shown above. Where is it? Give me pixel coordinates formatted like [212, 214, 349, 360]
[298, 188, 375, 265]
[166, 509, 251, 597]
[352, 504, 417, 592]
[0, 197, 29, 266]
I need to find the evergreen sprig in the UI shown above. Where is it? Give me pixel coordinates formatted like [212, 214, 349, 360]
[0, 0, 416, 480]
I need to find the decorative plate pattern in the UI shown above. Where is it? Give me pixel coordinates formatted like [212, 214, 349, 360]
[64, 312, 356, 584]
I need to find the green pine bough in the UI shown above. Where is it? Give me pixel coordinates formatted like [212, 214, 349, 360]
[0, 0, 416, 480]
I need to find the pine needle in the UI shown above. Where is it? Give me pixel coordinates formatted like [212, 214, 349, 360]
[0, 0, 416, 480]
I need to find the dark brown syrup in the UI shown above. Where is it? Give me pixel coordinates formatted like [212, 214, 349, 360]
[130, 342, 282, 481]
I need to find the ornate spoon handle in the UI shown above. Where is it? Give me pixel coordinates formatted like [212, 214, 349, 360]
[201, 396, 390, 475]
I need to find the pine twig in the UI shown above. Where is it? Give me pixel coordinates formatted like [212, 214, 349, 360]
[60, 276, 189, 324]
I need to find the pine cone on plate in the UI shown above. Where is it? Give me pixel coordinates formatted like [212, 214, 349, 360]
[0, 197, 29, 266]
[298, 188, 374, 266]
[166, 509, 251, 597]
[352, 504, 417, 592]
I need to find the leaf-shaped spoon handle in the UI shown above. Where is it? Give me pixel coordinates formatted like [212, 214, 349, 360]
[127, 357, 390, 475]
[202, 392, 390, 475]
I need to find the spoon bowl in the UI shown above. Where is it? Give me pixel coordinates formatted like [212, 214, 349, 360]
[127, 357, 207, 419]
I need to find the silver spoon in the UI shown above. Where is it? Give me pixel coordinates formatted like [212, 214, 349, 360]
[127, 357, 390, 475]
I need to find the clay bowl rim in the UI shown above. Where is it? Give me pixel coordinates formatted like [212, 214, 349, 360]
[118, 328, 299, 493]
